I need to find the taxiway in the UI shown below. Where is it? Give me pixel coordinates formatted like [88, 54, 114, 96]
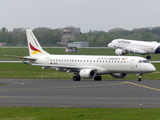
[0, 79, 160, 108]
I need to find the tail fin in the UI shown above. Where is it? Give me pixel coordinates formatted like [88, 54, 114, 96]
[26, 29, 50, 56]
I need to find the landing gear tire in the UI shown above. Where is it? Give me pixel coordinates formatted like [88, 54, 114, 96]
[73, 76, 81, 81]
[146, 55, 151, 59]
[137, 78, 141, 81]
[136, 74, 142, 81]
[94, 76, 102, 81]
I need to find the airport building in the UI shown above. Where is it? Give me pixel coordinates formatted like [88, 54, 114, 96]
[61, 27, 81, 45]
[68, 42, 89, 48]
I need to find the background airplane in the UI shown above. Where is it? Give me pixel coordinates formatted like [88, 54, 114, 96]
[16, 29, 156, 81]
[108, 39, 160, 59]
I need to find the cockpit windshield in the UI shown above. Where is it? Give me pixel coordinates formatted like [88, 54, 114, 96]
[138, 60, 149, 63]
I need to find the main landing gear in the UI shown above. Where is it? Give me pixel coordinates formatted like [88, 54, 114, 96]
[94, 76, 102, 81]
[72, 75, 102, 81]
[146, 54, 151, 59]
[73, 76, 81, 81]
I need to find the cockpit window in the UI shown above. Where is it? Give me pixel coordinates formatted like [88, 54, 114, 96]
[138, 60, 149, 63]
[143, 60, 149, 63]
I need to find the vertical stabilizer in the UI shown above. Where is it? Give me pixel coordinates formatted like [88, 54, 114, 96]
[26, 29, 50, 56]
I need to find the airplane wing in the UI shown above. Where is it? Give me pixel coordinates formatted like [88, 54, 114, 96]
[32, 64, 98, 72]
[122, 47, 147, 54]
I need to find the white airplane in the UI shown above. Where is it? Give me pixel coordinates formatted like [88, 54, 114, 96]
[108, 39, 160, 59]
[19, 29, 156, 81]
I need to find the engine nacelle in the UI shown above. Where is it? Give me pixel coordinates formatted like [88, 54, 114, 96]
[115, 49, 127, 56]
[79, 69, 96, 78]
[110, 73, 127, 78]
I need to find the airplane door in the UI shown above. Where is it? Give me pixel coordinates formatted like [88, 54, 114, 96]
[130, 59, 135, 68]
[45, 57, 50, 64]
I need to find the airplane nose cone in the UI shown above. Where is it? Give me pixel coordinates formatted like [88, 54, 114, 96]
[149, 64, 156, 72]
[108, 43, 111, 47]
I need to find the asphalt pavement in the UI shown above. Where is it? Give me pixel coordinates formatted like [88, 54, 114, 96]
[0, 79, 160, 108]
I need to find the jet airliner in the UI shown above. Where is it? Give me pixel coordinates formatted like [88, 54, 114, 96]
[108, 38, 160, 59]
[19, 29, 156, 81]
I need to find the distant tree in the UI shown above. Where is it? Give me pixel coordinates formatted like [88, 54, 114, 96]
[1, 27, 8, 32]
[33, 27, 61, 46]
[1, 26, 160, 46]
[0, 27, 8, 42]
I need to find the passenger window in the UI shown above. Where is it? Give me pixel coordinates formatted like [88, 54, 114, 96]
[139, 60, 142, 63]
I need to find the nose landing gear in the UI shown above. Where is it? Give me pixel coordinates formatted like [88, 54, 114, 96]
[136, 74, 142, 81]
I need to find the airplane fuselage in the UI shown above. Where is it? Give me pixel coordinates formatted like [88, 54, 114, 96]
[31, 55, 155, 75]
[108, 39, 160, 54]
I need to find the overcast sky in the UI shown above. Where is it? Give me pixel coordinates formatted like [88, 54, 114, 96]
[1, 0, 160, 32]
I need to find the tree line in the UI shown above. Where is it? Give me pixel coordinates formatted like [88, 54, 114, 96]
[0, 26, 160, 47]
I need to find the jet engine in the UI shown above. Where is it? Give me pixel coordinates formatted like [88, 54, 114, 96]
[110, 73, 127, 78]
[79, 69, 96, 78]
[115, 49, 127, 56]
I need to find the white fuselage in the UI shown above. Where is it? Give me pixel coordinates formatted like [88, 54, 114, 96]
[108, 39, 160, 54]
[31, 55, 156, 75]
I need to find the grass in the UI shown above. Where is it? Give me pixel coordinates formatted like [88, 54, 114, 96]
[0, 107, 160, 120]
[1, 47, 160, 60]
[1, 47, 114, 60]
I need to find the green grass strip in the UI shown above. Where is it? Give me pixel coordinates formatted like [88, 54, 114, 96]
[0, 107, 160, 120]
